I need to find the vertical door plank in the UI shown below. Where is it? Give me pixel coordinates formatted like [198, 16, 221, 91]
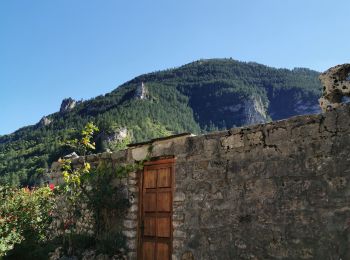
[157, 242, 169, 260]
[144, 217, 156, 237]
[144, 193, 157, 212]
[143, 241, 155, 260]
[158, 168, 171, 187]
[144, 170, 157, 188]
[157, 217, 171, 238]
[157, 192, 172, 212]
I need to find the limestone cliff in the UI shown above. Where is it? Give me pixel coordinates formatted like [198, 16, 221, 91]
[37, 116, 52, 127]
[134, 82, 148, 100]
[96, 127, 132, 152]
[242, 96, 269, 125]
[60, 98, 81, 113]
[220, 96, 268, 126]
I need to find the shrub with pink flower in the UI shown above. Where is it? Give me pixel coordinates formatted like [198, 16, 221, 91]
[0, 185, 55, 257]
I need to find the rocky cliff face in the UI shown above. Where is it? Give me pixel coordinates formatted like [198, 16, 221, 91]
[60, 98, 81, 113]
[242, 96, 268, 125]
[37, 116, 52, 127]
[96, 127, 131, 152]
[220, 96, 268, 126]
[134, 82, 148, 100]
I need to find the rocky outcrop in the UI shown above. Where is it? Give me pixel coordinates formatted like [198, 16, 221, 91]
[38, 116, 52, 127]
[60, 98, 81, 113]
[63, 152, 79, 159]
[134, 82, 148, 100]
[97, 127, 131, 152]
[242, 96, 268, 125]
[319, 63, 350, 111]
[221, 96, 268, 126]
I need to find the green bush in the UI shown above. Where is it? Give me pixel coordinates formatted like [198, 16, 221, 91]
[0, 123, 137, 258]
[0, 185, 55, 257]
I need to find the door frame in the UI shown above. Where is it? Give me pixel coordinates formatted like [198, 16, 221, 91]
[137, 157, 176, 260]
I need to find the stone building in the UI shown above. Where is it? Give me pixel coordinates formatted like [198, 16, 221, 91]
[52, 104, 350, 260]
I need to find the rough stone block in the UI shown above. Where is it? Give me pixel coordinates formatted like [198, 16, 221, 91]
[128, 179, 137, 185]
[131, 146, 149, 161]
[125, 211, 138, 220]
[203, 138, 219, 152]
[221, 134, 244, 149]
[174, 230, 186, 238]
[129, 204, 138, 212]
[122, 230, 137, 238]
[126, 239, 137, 250]
[266, 127, 288, 144]
[173, 240, 184, 250]
[128, 186, 138, 193]
[123, 220, 137, 229]
[173, 220, 184, 228]
[185, 136, 204, 156]
[173, 212, 185, 221]
[246, 131, 263, 146]
[152, 140, 173, 157]
[174, 192, 186, 202]
[128, 171, 137, 179]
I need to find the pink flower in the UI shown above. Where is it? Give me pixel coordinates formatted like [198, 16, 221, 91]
[49, 183, 55, 190]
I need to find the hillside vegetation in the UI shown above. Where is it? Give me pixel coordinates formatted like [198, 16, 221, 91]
[0, 59, 322, 186]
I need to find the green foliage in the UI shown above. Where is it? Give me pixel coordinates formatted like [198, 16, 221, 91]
[52, 122, 142, 257]
[0, 185, 55, 257]
[0, 59, 322, 186]
[0, 122, 141, 258]
[65, 122, 99, 156]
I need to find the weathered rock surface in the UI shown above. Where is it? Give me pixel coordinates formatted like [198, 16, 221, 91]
[63, 152, 79, 159]
[221, 95, 268, 126]
[242, 95, 268, 125]
[60, 97, 81, 113]
[37, 116, 52, 126]
[134, 82, 148, 100]
[319, 63, 350, 111]
[167, 105, 350, 260]
[97, 127, 131, 152]
[102, 127, 128, 142]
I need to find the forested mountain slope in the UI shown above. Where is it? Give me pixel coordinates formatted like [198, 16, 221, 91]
[0, 59, 322, 186]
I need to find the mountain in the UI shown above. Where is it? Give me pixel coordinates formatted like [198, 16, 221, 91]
[0, 59, 322, 186]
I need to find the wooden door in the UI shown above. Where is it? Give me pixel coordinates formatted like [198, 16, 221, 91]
[139, 158, 175, 260]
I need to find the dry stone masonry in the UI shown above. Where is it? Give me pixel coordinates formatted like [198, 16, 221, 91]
[52, 104, 350, 259]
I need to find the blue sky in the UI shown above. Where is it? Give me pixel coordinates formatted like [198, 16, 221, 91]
[1, 0, 349, 135]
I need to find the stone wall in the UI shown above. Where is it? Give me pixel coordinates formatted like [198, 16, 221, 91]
[50, 151, 140, 259]
[52, 104, 350, 259]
